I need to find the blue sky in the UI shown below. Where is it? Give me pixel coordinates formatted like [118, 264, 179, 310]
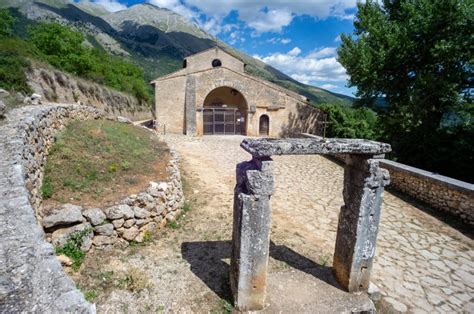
[82, 1, 360, 96]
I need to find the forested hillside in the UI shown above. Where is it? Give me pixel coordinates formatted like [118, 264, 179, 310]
[0, 0, 353, 106]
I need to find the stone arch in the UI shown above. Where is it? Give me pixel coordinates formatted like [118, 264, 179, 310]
[259, 114, 270, 136]
[202, 86, 248, 135]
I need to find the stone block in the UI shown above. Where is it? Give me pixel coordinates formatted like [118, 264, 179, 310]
[231, 158, 274, 311]
[333, 156, 389, 292]
[82, 208, 106, 226]
[94, 223, 114, 236]
[42, 204, 84, 229]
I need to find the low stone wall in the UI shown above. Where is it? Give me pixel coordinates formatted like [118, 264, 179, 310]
[27, 66, 153, 121]
[380, 160, 474, 225]
[301, 133, 473, 226]
[0, 103, 185, 312]
[0, 104, 101, 312]
[43, 148, 184, 249]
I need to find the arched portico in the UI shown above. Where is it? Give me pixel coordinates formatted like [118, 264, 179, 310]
[200, 86, 248, 135]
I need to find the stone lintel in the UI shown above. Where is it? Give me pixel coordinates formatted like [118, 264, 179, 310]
[240, 138, 391, 157]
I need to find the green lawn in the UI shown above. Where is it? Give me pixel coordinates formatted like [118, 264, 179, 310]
[42, 119, 169, 206]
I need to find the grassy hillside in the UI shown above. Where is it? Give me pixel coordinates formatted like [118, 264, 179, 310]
[0, 0, 353, 106]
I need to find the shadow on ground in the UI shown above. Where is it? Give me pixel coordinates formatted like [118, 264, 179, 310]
[181, 240, 340, 303]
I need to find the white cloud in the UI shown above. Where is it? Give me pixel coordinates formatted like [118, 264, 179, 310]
[288, 47, 301, 56]
[334, 35, 341, 42]
[307, 47, 337, 58]
[256, 47, 348, 85]
[80, 0, 127, 12]
[267, 37, 291, 44]
[184, 0, 359, 34]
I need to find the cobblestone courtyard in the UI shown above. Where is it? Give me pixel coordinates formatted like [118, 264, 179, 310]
[167, 134, 473, 313]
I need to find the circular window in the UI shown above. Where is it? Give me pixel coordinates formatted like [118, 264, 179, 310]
[212, 59, 222, 67]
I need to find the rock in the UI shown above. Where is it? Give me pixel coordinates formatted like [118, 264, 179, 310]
[141, 222, 157, 233]
[104, 204, 134, 220]
[51, 222, 93, 252]
[57, 254, 73, 266]
[94, 223, 114, 236]
[368, 282, 381, 302]
[116, 227, 125, 236]
[122, 226, 139, 241]
[0, 88, 9, 96]
[134, 232, 145, 243]
[158, 182, 168, 191]
[135, 219, 145, 227]
[23, 93, 42, 106]
[0, 100, 5, 118]
[123, 219, 135, 228]
[112, 218, 125, 228]
[134, 206, 150, 219]
[156, 205, 166, 216]
[82, 208, 106, 226]
[165, 213, 176, 222]
[93, 235, 118, 246]
[42, 204, 83, 228]
[147, 181, 164, 197]
[117, 116, 132, 123]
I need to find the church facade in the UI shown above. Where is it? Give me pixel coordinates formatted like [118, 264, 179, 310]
[151, 47, 323, 137]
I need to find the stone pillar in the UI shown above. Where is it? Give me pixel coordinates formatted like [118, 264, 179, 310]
[231, 156, 274, 311]
[185, 76, 196, 136]
[333, 155, 390, 292]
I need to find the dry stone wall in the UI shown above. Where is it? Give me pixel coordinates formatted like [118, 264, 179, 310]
[379, 160, 474, 225]
[301, 134, 473, 226]
[0, 103, 185, 312]
[43, 148, 184, 249]
[27, 66, 152, 121]
[0, 104, 101, 313]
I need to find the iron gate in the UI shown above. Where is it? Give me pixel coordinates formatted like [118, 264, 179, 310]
[203, 108, 243, 135]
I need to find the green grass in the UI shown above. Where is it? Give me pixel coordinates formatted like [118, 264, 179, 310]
[42, 119, 169, 204]
[166, 220, 180, 229]
[55, 228, 92, 271]
[83, 290, 98, 302]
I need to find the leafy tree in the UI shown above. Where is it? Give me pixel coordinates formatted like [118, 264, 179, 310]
[318, 104, 379, 140]
[27, 22, 151, 102]
[338, 0, 473, 182]
[28, 22, 92, 75]
[0, 8, 15, 37]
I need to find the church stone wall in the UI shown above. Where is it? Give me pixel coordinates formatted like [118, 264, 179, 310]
[185, 48, 244, 73]
[153, 48, 324, 138]
[154, 75, 186, 134]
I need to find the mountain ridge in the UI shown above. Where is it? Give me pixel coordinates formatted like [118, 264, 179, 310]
[0, 0, 353, 106]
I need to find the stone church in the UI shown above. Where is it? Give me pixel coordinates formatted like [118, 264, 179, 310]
[152, 47, 323, 137]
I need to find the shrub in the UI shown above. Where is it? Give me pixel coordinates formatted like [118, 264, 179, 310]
[41, 175, 53, 199]
[55, 228, 92, 271]
[27, 22, 152, 103]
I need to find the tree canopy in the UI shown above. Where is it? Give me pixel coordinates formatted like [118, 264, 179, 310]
[28, 22, 151, 102]
[0, 8, 15, 37]
[338, 0, 473, 182]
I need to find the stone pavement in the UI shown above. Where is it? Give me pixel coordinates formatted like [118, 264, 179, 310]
[166, 134, 473, 313]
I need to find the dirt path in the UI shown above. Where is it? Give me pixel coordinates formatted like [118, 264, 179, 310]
[74, 134, 473, 313]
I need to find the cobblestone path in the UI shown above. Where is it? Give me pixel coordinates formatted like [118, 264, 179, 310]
[167, 134, 473, 313]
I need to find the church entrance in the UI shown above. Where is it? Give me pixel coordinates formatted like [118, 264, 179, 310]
[203, 86, 247, 135]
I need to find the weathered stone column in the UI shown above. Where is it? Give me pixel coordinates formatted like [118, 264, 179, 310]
[333, 155, 390, 292]
[231, 156, 274, 311]
[185, 76, 196, 136]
